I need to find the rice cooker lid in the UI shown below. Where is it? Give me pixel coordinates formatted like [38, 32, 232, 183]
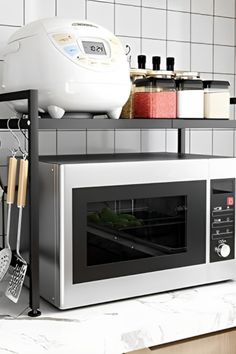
[7, 18, 106, 43]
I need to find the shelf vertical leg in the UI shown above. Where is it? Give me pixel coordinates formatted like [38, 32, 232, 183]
[178, 128, 186, 154]
[27, 90, 41, 317]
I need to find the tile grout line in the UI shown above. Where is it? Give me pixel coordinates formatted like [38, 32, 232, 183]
[233, 1, 236, 155]
[189, 0, 192, 72]
[89, 0, 235, 19]
[23, 0, 26, 25]
[140, 0, 142, 53]
[211, 0, 215, 156]
[117, 34, 236, 50]
[55, 0, 58, 16]
[165, 0, 168, 149]
[113, 0, 115, 35]
[85, 0, 88, 19]
[165, 0, 168, 57]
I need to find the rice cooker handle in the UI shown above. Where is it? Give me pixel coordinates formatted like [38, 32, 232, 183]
[1, 41, 20, 57]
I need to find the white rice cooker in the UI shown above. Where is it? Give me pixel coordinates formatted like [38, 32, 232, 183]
[1, 18, 131, 119]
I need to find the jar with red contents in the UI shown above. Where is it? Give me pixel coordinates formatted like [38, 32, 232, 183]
[133, 74, 177, 119]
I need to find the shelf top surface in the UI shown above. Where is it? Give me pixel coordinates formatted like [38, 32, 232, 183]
[39, 152, 231, 165]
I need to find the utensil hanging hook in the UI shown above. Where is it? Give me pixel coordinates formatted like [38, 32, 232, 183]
[7, 117, 26, 157]
[125, 44, 132, 67]
[17, 116, 28, 159]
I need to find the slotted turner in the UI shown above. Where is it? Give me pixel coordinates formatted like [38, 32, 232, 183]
[0, 156, 17, 281]
[5, 157, 28, 303]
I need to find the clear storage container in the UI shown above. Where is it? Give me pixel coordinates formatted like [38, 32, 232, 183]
[175, 72, 204, 119]
[133, 75, 176, 119]
[203, 81, 230, 119]
[120, 68, 147, 119]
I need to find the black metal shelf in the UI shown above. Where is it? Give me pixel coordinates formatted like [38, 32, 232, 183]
[0, 89, 236, 318]
[37, 118, 236, 130]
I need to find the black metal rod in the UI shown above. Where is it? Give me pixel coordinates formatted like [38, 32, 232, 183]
[0, 119, 29, 130]
[0, 90, 32, 102]
[27, 90, 41, 316]
[178, 129, 186, 154]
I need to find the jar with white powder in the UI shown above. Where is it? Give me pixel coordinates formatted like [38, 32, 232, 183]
[175, 72, 204, 118]
[203, 81, 230, 119]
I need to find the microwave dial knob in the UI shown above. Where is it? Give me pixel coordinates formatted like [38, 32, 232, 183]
[216, 243, 231, 258]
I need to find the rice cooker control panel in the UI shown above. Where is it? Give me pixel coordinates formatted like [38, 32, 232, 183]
[50, 31, 124, 69]
[210, 179, 235, 262]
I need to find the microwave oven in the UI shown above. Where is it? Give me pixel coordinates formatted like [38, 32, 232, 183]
[32, 153, 236, 309]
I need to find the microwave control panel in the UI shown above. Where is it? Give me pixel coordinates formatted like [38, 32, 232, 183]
[210, 179, 235, 262]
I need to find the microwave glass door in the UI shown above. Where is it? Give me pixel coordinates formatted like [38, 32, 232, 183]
[73, 181, 206, 283]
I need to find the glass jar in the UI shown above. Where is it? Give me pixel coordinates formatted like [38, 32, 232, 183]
[203, 81, 230, 119]
[133, 75, 176, 118]
[120, 68, 147, 119]
[175, 72, 204, 119]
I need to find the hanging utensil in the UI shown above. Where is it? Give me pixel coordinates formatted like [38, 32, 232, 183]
[5, 156, 28, 303]
[0, 156, 17, 281]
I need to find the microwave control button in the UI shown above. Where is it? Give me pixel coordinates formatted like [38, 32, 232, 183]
[227, 197, 234, 206]
[216, 243, 231, 258]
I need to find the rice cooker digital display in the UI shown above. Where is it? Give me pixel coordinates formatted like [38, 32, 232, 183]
[82, 41, 106, 55]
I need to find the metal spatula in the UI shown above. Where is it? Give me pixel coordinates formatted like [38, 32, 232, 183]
[0, 156, 17, 281]
[5, 157, 28, 303]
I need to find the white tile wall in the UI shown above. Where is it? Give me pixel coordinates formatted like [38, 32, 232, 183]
[0, 0, 23, 25]
[141, 130, 165, 152]
[38, 131, 57, 155]
[115, 4, 140, 37]
[87, 130, 114, 154]
[214, 17, 235, 46]
[191, 0, 213, 15]
[0, 0, 235, 162]
[214, 0, 235, 18]
[142, 8, 166, 40]
[191, 14, 213, 44]
[142, 0, 166, 10]
[190, 130, 213, 155]
[87, 1, 114, 33]
[213, 130, 234, 157]
[214, 45, 235, 74]
[142, 39, 166, 69]
[25, 0, 55, 24]
[167, 11, 190, 41]
[167, 0, 190, 12]
[115, 130, 141, 153]
[167, 41, 190, 71]
[57, 130, 86, 154]
[57, 0, 86, 18]
[115, 0, 141, 6]
[191, 43, 213, 72]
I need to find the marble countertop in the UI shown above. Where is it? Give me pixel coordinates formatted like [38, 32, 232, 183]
[1, 278, 236, 354]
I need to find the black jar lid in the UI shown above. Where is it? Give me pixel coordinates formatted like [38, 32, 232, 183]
[176, 79, 203, 90]
[203, 80, 230, 89]
[135, 77, 176, 89]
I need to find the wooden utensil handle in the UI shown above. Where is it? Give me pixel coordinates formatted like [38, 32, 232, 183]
[7, 157, 18, 204]
[17, 159, 28, 208]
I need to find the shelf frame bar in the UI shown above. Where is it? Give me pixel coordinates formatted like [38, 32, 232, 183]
[0, 90, 40, 317]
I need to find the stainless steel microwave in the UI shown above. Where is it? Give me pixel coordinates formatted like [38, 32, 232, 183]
[34, 153, 236, 309]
